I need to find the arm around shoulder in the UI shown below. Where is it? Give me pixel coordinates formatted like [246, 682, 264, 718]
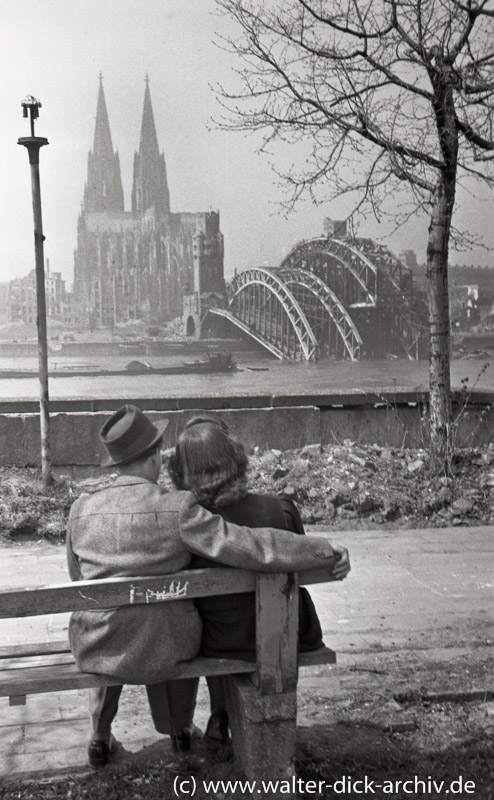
[178, 492, 337, 573]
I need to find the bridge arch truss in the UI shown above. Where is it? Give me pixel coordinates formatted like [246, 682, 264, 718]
[227, 267, 319, 360]
[277, 268, 362, 360]
[206, 236, 426, 361]
[212, 266, 362, 360]
[280, 238, 378, 307]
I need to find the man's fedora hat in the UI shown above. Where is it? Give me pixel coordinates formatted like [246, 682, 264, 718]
[100, 404, 169, 467]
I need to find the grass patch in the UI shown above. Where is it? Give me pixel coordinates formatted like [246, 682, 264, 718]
[297, 720, 494, 798]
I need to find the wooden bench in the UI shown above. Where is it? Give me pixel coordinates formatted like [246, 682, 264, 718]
[0, 566, 336, 781]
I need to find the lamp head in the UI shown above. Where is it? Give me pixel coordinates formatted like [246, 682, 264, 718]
[20, 95, 42, 136]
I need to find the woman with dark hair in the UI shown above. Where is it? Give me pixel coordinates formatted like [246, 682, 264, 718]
[168, 416, 326, 750]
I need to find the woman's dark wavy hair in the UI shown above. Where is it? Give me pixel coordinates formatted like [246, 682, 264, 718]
[168, 416, 249, 509]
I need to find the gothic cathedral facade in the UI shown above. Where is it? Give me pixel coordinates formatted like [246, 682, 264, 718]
[73, 76, 226, 335]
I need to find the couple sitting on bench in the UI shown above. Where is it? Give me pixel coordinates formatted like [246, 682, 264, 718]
[66, 405, 351, 768]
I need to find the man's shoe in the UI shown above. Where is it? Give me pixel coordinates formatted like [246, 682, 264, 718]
[88, 735, 116, 769]
[172, 723, 203, 753]
[204, 708, 230, 750]
[204, 708, 233, 761]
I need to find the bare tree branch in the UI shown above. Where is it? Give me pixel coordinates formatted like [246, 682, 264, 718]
[297, 0, 394, 39]
[214, 0, 494, 466]
[456, 116, 494, 148]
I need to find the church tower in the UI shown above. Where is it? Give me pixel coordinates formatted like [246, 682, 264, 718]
[131, 76, 170, 216]
[83, 74, 124, 212]
[73, 76, 224, 332]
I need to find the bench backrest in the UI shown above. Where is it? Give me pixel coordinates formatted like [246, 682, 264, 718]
[0, 566, 333, 694]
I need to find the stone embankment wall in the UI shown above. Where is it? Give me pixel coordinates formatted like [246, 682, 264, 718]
[0, 390, 492, 471]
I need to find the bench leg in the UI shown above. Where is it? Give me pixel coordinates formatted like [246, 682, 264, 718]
[224, 675, 297, 784]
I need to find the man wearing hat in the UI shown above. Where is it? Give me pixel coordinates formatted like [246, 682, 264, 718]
[67, 404, 350, 767]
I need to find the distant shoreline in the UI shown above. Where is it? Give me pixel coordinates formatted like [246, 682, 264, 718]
[0, 329, 492, 358]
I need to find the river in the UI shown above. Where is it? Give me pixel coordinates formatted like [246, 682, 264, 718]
[0, 350, 491, 401]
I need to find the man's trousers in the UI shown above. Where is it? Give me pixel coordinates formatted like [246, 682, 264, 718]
[88, 677, 199, 741]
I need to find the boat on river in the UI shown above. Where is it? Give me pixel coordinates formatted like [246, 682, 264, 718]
[0, 352, 238, 379]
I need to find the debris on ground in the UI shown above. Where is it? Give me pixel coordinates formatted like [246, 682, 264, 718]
[0, 441, 493, 542]
[245, 441, 494, 529]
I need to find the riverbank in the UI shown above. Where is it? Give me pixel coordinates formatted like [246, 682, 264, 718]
[1, 441, 493, 543]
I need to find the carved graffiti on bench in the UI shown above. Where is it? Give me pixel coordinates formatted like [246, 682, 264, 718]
[129, 581, 189, 603]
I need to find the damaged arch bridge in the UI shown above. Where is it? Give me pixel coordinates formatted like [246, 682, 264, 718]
[207, 236, 427, 361]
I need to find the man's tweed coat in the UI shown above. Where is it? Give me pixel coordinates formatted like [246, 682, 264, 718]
[66, 475, 336, 684]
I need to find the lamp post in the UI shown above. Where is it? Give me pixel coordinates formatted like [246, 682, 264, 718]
[18, 96, 52, 488]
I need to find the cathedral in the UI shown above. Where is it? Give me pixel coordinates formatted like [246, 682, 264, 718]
[73, 75, 226, 334]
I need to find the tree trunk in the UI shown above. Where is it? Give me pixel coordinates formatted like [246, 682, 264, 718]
[426, 174, 454, 472]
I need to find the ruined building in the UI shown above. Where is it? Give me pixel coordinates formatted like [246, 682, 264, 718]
[73, 75, 225, 333]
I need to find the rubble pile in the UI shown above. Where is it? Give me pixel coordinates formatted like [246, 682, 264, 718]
[0, 467, 74, 542]
[245, 442, 494, 529]
[0, 441, 493, 542]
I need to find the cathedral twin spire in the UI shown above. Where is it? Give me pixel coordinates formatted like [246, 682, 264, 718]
[132, 75, 170, 216]
[84, 74, 169, 216]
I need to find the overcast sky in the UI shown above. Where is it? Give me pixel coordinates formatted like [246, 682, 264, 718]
[1, 0, 493, 290]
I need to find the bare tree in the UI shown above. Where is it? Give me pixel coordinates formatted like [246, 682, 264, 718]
[215, 0, 494, 470]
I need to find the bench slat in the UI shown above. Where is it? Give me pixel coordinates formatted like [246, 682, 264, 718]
[0, 656, 259, 698]
[0, 566, 334, 620]
[0, 653, 75, 670]
[0, 647, 336, 672]
[0, 647, 336, 700]
[0, 569, 255, 619]
[0, 641, 70, 660]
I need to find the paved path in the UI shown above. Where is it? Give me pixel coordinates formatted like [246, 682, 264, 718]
[1, 526, 493, 780]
